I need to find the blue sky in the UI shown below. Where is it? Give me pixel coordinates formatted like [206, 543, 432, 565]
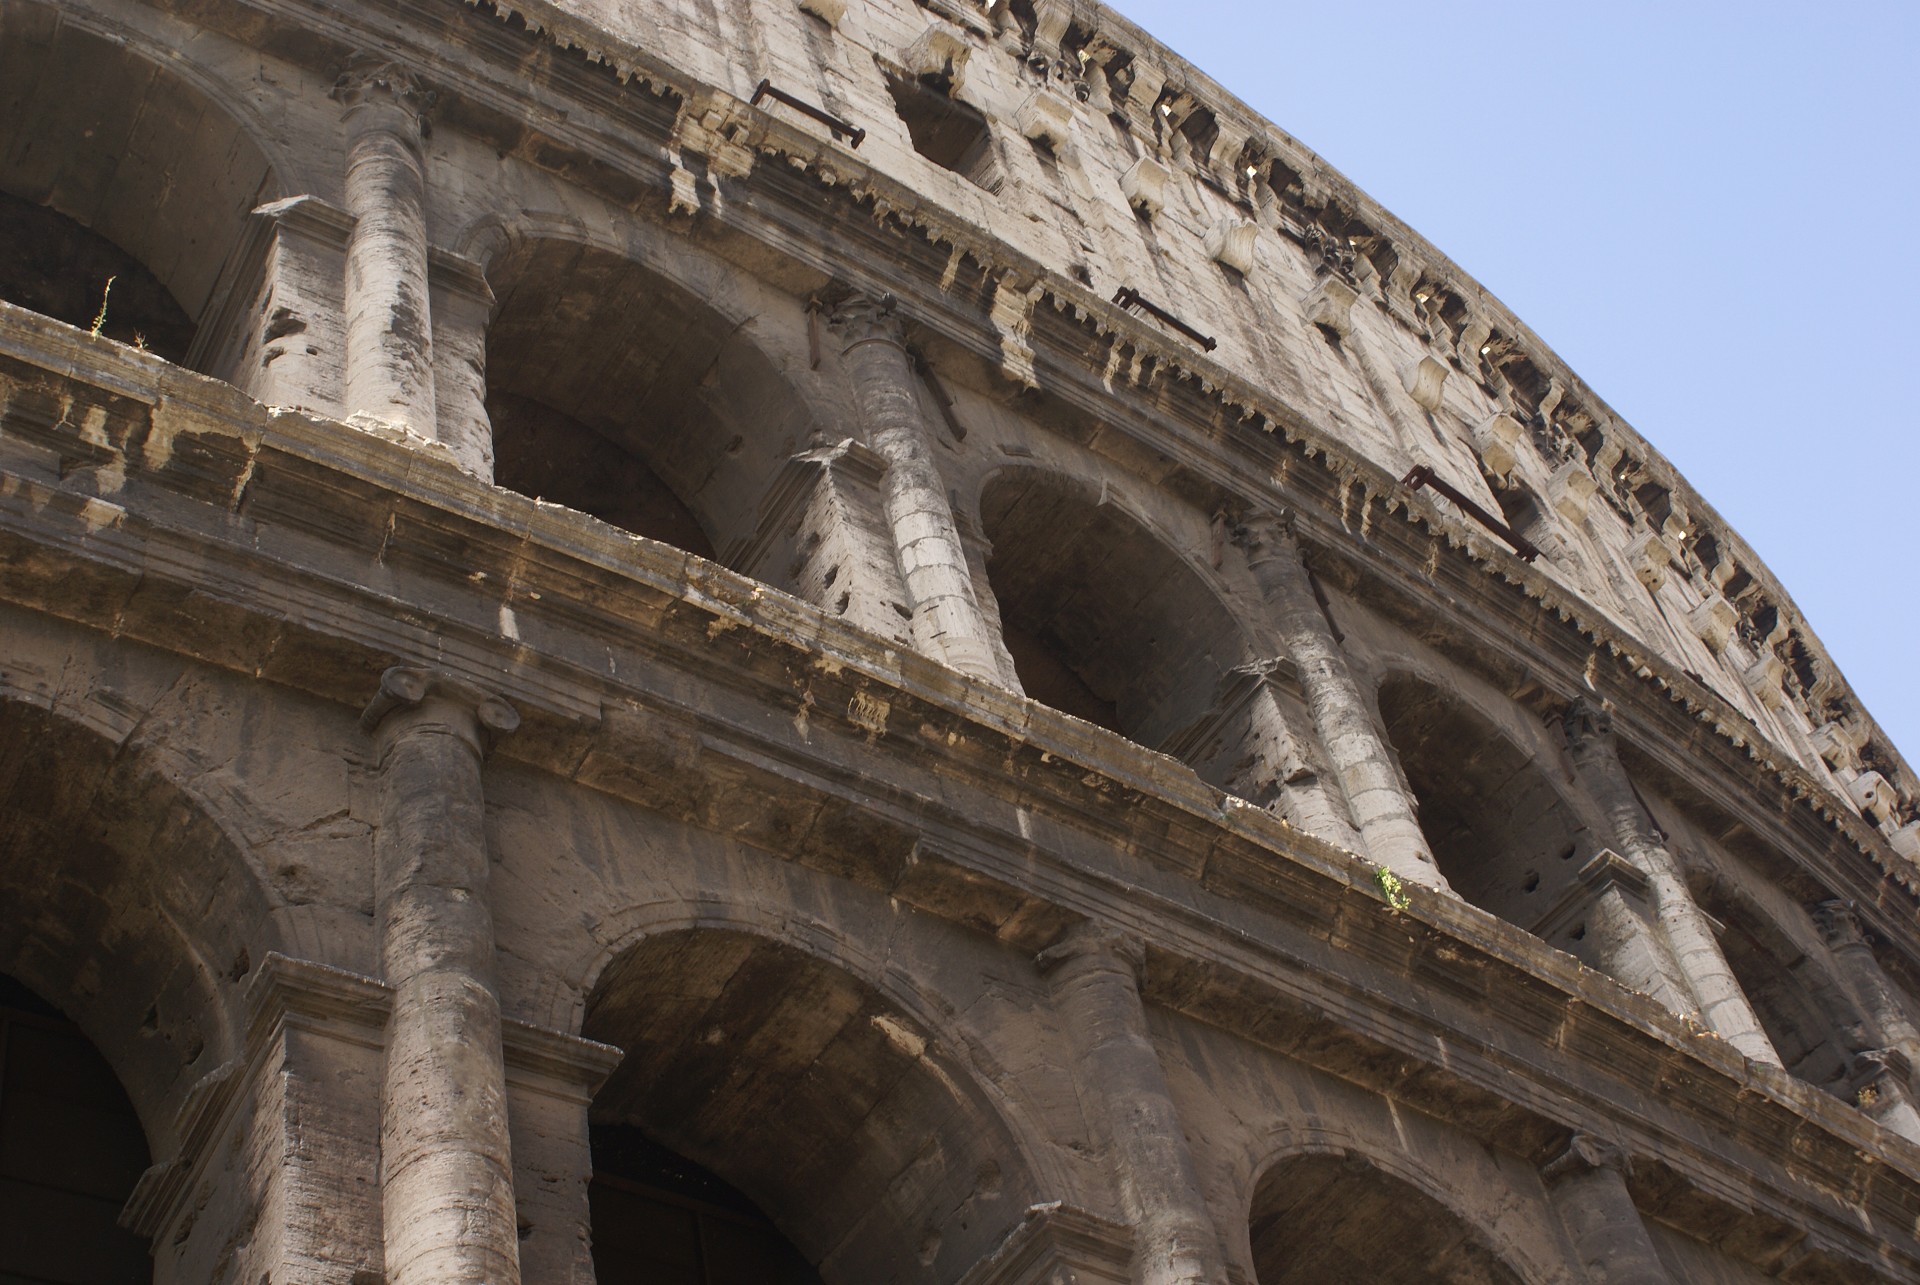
[1106, 0, 1918, 761]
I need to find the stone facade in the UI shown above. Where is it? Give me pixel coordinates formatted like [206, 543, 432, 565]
[1, 0, 1918, 1281]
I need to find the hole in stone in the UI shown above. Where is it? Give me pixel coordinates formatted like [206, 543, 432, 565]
[1522, 870, 1540, 893]
[885, 74, 1000, 190]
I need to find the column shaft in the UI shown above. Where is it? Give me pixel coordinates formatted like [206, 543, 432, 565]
[1564, 701, 1780, 1065]
[1543, 1136, 1674, 1285]
[1237, 517, 1444, 887]
[1042, 924, 1226, 1285]
[336, 66, 436, 436]
[365, 669, 522, 1285]
[833, 295, 1002, 682]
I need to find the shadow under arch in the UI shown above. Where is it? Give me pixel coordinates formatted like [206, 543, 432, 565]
[978, 466, 1252, 752]
[483, 235, 815, 567]
[582, 925, 1036, 1284]
[0, 972, 152, 1282]
[0, 0, 281, 367]
[0, 698, 282, 1158]
[1248, 1146, 1531, 1284]
[1375, 673, 1587, 932]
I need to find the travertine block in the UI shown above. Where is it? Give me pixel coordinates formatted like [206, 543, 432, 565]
[1206, 218, 1259, 274]
[1628, 531, 1671, 591]
[903, 21, 971, 92]
[1018, 88, 1075, 150]
[1121, 156, 1170, 215]
[1402, 355, 1448, 412]
[1847, 770, 1895, 821]
[1302, 277, 1358, 337]
[1687, 596, 1738, 652]
[1475, 413, 1522, 476]
[1549, 461, 1597, 524]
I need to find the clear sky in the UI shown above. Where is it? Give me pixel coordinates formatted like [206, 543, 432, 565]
[1106, 0, 1919, 762]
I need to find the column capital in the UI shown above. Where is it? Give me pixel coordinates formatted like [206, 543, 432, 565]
[1562, 696, 1617, 757]
[830, 291, 907, 351]
[1542, 1132, 1631, 1185]
[331, 58, 434, 118]
[1812, 898, 1868, 950]
[360, 665, 519, 755]
[1035, 920, 1146, 979]
[1230, 509, 1300, 557]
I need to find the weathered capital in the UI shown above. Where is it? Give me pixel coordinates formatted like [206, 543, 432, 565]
[830, 291, 907, 351]
[1542, 1132, 1631, 1185]
[1036, 920, 1146, 979]
[1812, 898, 1867, 950]
[331, 60, 434, 136]
[361, 665, 519, 755]
[1230, 509, 1299, 559]
[1562, 697, 1616, 757]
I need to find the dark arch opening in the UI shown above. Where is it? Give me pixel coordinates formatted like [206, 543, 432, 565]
[0, 973, 152, 1284]
[1376, 676, 1585, 931]
[980, 470, 1246, 751]
[0, 3, 277, 369]
[1250, 1152, 1525, 1284]
[485, 240, 812, 567]
[583, 929, 1029, 1284]
[0, 701, 271, 1144]
[1712, 913, 1853, 1097]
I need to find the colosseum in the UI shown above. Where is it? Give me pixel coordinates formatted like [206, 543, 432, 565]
[1, 0, 1916, 1281]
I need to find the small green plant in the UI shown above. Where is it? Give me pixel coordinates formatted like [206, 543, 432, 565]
[1374, 866, 1410, 911]
[90, 276, 117, 338]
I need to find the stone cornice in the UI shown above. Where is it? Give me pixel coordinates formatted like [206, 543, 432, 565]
[2, 309, 1915, 1278]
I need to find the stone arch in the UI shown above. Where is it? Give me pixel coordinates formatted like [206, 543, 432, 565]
[0, 697, 282, 1157]
[1246, 1138, 1538, 1285]
[1374, 672, 1588, 930]
[580, 916, 1040, 1284]
[1698, 886, 1857, 1095]
[0, 0, 283, 367]
[976, 465, 1256, 752]
[480, 228, 821, 568]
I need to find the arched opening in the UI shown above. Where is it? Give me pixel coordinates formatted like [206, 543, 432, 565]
[583, 929, 1030, 1284]
[1376, 676, 1586, 930]
[484, 240, 813, 567]
[1249, 1152, 1526, 1284]
[0, 3, 277, 367]
[0, 700, 272, 1146]
[0, 973, 152, 1284]
[1712, 914, 1853, 1097]
[980, 470, 1248, 751]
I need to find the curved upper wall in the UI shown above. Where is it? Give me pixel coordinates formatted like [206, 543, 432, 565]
[479, 0, 1912, 849]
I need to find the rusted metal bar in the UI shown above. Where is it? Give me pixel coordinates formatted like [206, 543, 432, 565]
[751, 79, 865, 148]
[909, 347, 967, 442]
[1112, 286, 1217, 352]
[1400, 464, 1541, 563]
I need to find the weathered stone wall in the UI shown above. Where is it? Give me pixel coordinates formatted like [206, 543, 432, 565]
[1, 0, 1918, 1281]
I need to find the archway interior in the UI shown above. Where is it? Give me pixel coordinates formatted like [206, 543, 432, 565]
[0, 973, 151, 1285]
[0, 702, 262, 1141]
[485, 240, 812, 566]
[1377, 676, 1584, 931]
[1250, 1152, 1525, 1285]
[583, 929, 1025, 1284]
[1717, 925, 1851, 1095]
[981, 471, 1242, 749]
[0, 3, 274, 364]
